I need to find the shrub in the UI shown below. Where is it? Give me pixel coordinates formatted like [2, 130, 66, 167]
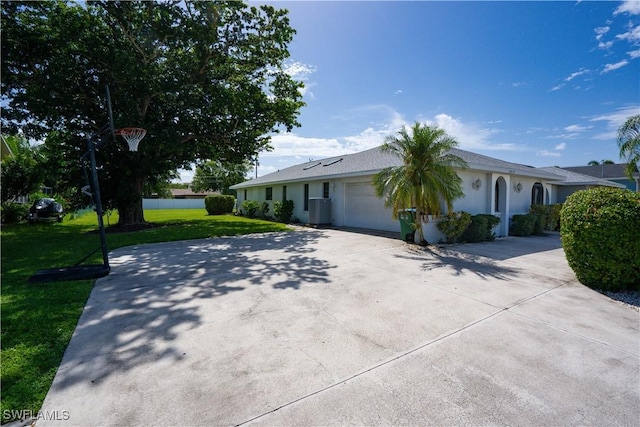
[530, 204, 562, 231]
[461, 215, 488, 243]
[0, 202, 29, 224]
[561, 187, 640, 291]
[437, 211, 472, 243]
[273, 199, 294, 223]
[474, 214, 501, 240]
[510, 214, 536, 236]
[532, 214, 546, 235]
[204, 195, 235, 215]
[242, 200, 260, 218]
[261, 201, 270, 217]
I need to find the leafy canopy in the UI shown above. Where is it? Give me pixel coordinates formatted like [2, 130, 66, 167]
[1, 1, 305, 224]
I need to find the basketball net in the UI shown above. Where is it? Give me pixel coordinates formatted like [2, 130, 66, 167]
[116, 127, 147, 152]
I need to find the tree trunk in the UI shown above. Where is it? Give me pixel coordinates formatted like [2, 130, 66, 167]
[116, 174, 146, 228]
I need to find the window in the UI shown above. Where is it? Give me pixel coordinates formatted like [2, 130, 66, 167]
[243, 189, 247, 200]
[531, 183, 543, 205]
[494, 181, 500, 212]
[323, 182, 330, 198]
[266, 187, 272, 201]
[282, 185, 287, 201]
[304, 184, 309, 211]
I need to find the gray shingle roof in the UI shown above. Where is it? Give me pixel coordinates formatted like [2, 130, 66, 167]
[562, 163, 639, 179]
[537, 167, 626, 188]
[231, 146, 564, 189]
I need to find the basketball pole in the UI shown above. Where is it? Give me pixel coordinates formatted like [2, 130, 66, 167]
[87, 132, 110, 271]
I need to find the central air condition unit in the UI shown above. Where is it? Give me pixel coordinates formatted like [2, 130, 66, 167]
[308, 197, 331, 225]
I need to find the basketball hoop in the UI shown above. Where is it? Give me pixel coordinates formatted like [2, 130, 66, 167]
[116, 127, 147, 152]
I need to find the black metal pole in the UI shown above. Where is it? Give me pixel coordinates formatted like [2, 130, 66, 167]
[88, 136, 110, 270]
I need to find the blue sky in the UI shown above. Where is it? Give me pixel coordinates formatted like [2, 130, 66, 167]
[187, 0, 640, 180]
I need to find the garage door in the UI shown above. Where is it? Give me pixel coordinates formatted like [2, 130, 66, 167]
[344, 182, 399, 232]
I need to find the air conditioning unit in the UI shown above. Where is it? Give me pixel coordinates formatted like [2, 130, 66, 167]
[308, 198, 331, 225]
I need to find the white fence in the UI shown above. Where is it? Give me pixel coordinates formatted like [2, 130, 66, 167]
[142, 198, 206, 210]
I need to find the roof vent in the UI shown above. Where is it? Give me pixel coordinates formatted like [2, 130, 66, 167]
[303, 162, 322, 170]
[323, 158, 343, 167]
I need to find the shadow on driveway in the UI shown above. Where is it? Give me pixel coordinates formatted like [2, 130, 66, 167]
[51, 230, 332, 391]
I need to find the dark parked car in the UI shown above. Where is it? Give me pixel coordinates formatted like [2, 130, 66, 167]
[27, 198, 64, 223]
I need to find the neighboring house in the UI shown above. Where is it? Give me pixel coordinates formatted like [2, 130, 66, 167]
[537, 167, 626, 202]
[561, 163, 639, 192]
[231, 146, 575, 238]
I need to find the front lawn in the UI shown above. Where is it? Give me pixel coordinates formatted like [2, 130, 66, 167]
[1, 210, 289, 423]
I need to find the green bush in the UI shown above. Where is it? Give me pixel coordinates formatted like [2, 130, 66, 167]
[561, 187, 640, 291]
[530, 204, 562, 231]
[474, 214, 501, 240]
[261, 201, 270, 217]
[510, 214, 536, 236]
[461, 215, 488, 243]
[532, 214, 546, 235]
[437, 211, 472, 243]
[273, 200, 294, 223]
[241, 200, 260, 218]
[204, 195, 235, 215]
[0, 202, 29, 224]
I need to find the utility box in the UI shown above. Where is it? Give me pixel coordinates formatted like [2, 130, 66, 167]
[308, 198, 331, 225]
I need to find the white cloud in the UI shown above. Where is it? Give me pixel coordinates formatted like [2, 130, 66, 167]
[565, 68, 590, 81]
[629, 48, 640, 58]
[590, 105, 640, 140]
[426, 114, 518, 151]
[394, 89, 403, 95]
[282, 60, 317, 98]
[555, 142, 567, 150]
[511, 81, 527, 88]
[601, 60, 629, 73]
[594, 26, 610, 39]
[614, 0, 640, 16]
[266, 133, 346, 158]
[564, 124, 592, 132]
[616, 25, 640, 43]
[550, 83, 565, 91]
[537, 150, 561, 158]
[283, 61, 316, 79]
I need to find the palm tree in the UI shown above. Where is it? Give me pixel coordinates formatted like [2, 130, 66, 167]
[373, 122, 468, 244]
[618, 114, 640, 179]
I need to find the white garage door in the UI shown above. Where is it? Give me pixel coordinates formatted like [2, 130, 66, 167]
[344, 182, 399, 232]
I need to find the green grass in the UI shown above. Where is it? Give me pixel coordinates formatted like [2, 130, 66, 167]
[1, 210, 289, 423]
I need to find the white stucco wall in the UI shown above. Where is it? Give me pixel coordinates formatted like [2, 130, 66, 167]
[234, 169, 561, 239]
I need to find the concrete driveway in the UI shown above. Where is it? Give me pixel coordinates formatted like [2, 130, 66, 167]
[38, 229, 639, 426]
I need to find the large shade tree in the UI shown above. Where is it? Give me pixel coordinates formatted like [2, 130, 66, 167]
[373, 122, 468, 244]
[617, 114, 640, 180]
[1, 1, 305, 227]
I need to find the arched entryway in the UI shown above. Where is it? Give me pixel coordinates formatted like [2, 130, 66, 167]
[494, 176, 508, 236]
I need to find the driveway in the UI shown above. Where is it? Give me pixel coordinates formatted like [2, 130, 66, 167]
[38, 229, 639, 426]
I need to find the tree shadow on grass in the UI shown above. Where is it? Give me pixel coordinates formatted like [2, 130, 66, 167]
[49, 230, 334, 391]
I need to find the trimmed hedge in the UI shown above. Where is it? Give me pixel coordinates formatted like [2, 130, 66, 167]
[204, 195, 235, 215]
[462, 215, 488, 243]
[475, 214, 500, 240]
[510, 214, 536, 237]
[530, 203, 562, 231]
[460, 214, 501, 243]
[273, 200, 294, 223]
[561, 187, 640, 291]
[241, 200, 260, 218]
[437, 211, 472, 243]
